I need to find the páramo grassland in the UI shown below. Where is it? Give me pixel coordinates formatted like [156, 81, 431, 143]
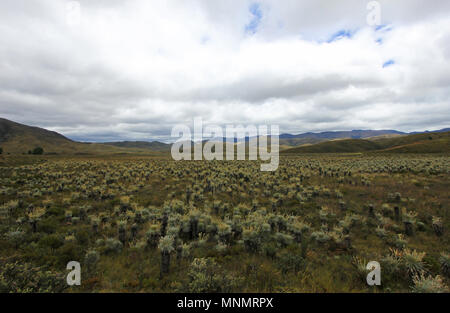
[0, 154, 449, 293]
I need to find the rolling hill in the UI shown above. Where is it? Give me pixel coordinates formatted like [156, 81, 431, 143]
[281, 139, 381, 153]
[372, 131, 450, 153]
[0, 118, 84, 154]
[282, 131, 450, 154]
[278, 129, 405, 146]
[278, 129, 449, 147]
[0, 117, 73, 144]
[1, 117, 448, 155]
[103, 141, 170, 152]
[280, 129, 405, 140]
[0, 118, 163, 155]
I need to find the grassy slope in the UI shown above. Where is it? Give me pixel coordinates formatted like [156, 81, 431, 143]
[103, 141, 171, 152]
[281, 139, 381, 154]
[279, 137, 327, 147]
[279, 130, 404, 147]
[282, 131, 450, 154]
[0, 118, 162, 155]
[373, 131, 450, 153]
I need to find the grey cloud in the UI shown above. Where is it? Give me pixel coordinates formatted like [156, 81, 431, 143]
[0, 0, 449, 141]
[184, 73, 383, 103]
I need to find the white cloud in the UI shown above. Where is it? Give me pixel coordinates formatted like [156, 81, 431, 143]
[0, 0, 449, 141]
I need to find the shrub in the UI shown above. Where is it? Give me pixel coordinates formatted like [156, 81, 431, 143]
[181, 243, 191, 259]
[261, 242, 277, 258]
[146, 225, 160, 248]
[57, 242, 83, 267]
[32, 147, 44, 155]
[276, 250, 305, 274]
[158, 235, 175, 275]
[0, 262, 66, 293]
[65, 210, 72, 223]
[217, 222, 232, 244]
[411, 274, 448, 293]
[166, 225, 180, 239]
[104, 238, 123, 255]
[287, 221, 310, 243]
[118, 220, 127, 244]
[390, 234, 408, 250]
[352, 256, 368, 281]
[130, 223, 138, 240]
[432, 217, 444, 236]
[6, 229, 25, 248]
[402, 249, 426, 278]
[215, 242, 227, 254]
[91, 218, 100, 234]
[381, 252, 401, 278]
[274, 232, 293, 248]
[242, 228, 260, 253]
[439, 253, 450, 278]
[38, 218, 58, 234]
[187, 258, 239, 292]
[375, 226, 388, 239]
[75, 228, 90, 246]
[84, 250, 100, 273]
[38, 234, 64, 250]
[381, 204, 393, 217]
[311, 231, 330, 244]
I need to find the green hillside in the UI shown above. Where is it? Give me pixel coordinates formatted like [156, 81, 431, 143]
[103, 141, 170, 152]
[373, 131, 450, 153]
[282, 131, 450, 154]
[0, 118, 159, 155]
[281, 139, 381, 154]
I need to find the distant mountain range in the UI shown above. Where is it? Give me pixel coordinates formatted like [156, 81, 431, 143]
[280, 129, 405, 139]
[0, 117, 448, 155]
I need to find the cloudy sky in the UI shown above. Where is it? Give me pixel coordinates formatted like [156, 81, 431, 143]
[0, 0, 449, 142]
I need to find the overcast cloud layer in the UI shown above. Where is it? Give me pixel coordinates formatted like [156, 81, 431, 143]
[0, 0, 449, 142]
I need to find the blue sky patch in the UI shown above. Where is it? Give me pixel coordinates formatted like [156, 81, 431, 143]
[375, 24, 392, 32]
[327, 29, 354, 43]
[245, 3, 262, 35]
[383, 60, 395, 68]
